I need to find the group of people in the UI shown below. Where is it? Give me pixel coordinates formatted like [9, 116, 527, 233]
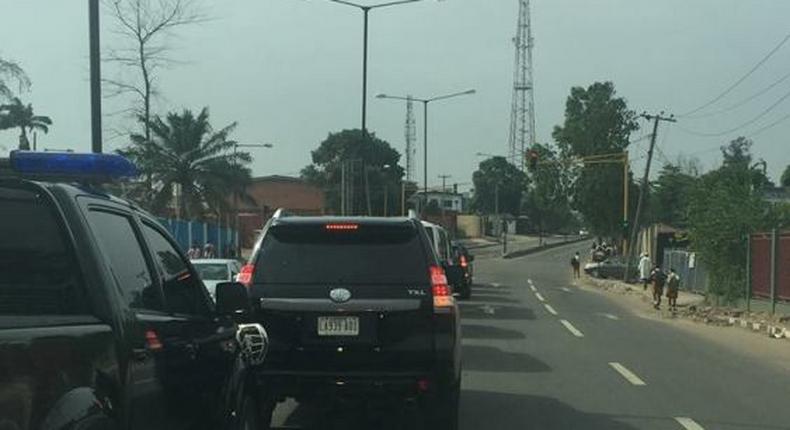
[638, 253, 681, 311]
[590, 240, 617, 262]
[187, 242, 218, 259]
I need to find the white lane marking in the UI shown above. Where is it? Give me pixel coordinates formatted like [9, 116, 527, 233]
[527, 279, 533, 285]
[560, 287, 571, 293]
[608, 362, 646, 386]
[529, 285, 537, 292]
[599, 313, 620, 320]
[560, 319, 584, 337]
[535, 292, 546, 302]
[544, 304, 558, 315]
[491, 282, 501, 288]
[480, 305, 496, 315]
[674, 417, 705, 430]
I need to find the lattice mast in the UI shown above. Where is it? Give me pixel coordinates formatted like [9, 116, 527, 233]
[508, 0, 536, 169]
[404, 96, 417, 182]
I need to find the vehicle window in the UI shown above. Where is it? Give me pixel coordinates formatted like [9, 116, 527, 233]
[438, 230, 450, 261]
[141, 222, 209, 315]
[254, 224, 428, 285]
[0, 186, 88, 316]
[87, 209, 160, 311]
[194, 263, 230, 281]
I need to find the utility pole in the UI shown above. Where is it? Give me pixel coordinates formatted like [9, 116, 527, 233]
[438, 174, 451, 193]
[89, 0, 102, 153]
[624, 112, 676, 281]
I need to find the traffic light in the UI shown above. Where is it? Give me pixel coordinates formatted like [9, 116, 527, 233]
[527, 150, 539, 170]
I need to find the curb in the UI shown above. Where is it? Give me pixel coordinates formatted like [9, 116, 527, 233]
[503, 236, 589, 259]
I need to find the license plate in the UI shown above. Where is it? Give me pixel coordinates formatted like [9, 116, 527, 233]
[317, 316, 360, 336]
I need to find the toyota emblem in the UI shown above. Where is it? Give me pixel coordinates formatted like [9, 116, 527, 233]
[329, 288, 352, 303]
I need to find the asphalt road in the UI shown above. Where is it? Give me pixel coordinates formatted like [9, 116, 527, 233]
[272, 241, 790, 429]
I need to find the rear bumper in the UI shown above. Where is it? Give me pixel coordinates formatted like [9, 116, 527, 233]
[255, 370, 435, 400]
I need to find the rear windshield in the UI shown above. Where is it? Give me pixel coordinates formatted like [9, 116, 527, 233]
[0, 185, 87, 315]
[253, 223, 428, 285]
[194, 263, 230, 281]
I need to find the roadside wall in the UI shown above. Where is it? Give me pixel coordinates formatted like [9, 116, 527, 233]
[750, 230, 790, 302]
[457, 215, 483, 238]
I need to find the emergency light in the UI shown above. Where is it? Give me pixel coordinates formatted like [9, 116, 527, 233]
[9, 150, 139, 180]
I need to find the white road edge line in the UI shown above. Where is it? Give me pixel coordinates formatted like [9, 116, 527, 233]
[559, 319, 584, 337]
[544, 304, 558, 316]
[529, 285, 537, 292]
[527, 279, 533, 285]
[608, 362, 646, 386]
[535, 292, 546, 302]
[674, 417, 705, 430]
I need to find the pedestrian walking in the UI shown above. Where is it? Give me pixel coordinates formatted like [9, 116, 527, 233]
[638, 253, 651, 291]
[570, 252, 581, 279]
[203, 242, 215, 259]
[649, 266, 667, 310]
[666, 268, 681, 312]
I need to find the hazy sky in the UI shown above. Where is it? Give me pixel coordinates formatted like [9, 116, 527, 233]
[2, 0, 790, 188]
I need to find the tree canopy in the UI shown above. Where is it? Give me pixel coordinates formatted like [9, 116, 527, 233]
[471, 156, 527, 215]
[0, 57, 30, 100]
[301, 129, 404, 216]
[0, 98, 52, 150]
[120, 107, 251, 219]
[521, 143, 576, 234]
[552, 82, 639, 237]
[647, 163, 698, 228]
[782, 164, 790, 188]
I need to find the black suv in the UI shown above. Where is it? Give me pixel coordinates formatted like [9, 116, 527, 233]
[240, 214, 463, 428]
[0, 152, 268, 430]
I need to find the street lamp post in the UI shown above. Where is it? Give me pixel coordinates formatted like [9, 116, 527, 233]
[324, 0, 424, 136]
[376, 89, 476, 213]
[232, 143, 273, 257]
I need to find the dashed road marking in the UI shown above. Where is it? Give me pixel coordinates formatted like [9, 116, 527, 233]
[480, 305, 496, 315]
[608, 362, 646, 386]
[560, 287, 572, 293]
[491, 282, 501, 288]
[527, 279, 533, 285]
[544, 304, 558, 315]
[560, 319, 584, 337]
[674, 417, 705, 430]
[529, 285, 537, 292]
[599, 313, 620, 320]
[535, 292, 546, 302]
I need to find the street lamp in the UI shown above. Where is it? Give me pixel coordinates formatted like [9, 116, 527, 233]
[377, 89, 476, 213]
[232, 142, 274, 257]
[322, 0, 425, 136]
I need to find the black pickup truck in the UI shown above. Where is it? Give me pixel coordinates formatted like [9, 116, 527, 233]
[0, 152, 268, 430]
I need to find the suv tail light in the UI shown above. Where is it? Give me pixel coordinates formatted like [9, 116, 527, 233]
[459, 255, 468, 268]
[237, 264, 255, 287]
[430, 265, 454, 311]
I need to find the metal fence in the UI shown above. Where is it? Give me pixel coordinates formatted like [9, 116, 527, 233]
[157, 217, 237, 258]
[663, 249, 709, 294]
[749, 230, 790, 305]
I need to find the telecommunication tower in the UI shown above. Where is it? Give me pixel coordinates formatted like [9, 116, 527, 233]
[508, 0, 536, 169]
[404, 96, 417, 182]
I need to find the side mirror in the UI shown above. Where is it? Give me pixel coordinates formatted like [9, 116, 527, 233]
[216, 282, 251, 315]
[444, 265, 465, 287]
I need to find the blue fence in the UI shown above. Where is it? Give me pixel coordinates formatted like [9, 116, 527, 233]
[157, 217, 238, 258]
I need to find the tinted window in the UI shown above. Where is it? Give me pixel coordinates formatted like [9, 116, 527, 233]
[0, 186, 88, 316]
[254, 223, 428, 285]
[141, 223, 209, 315]
[88, 210, 160, 311]
[438, 230, 450, 261]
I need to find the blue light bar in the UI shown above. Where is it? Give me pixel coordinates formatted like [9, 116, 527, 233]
[10, 151, 139, 180]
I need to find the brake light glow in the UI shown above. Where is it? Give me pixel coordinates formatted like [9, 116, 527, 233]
[325, 223, 359, 231]
[145, 330, 163, 351]
[237, 264, 255, 287]
[10, 150, 139, 179]
[430, 265, 454, 310]
[460, 255, 468, 268]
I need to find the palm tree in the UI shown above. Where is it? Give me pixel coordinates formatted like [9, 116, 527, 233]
[0, 98, 52, 150]
[123, 108, 253, 219]
[0, 57, 30, 100]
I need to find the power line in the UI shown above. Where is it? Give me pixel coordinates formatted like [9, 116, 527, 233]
[679, 32, 790, 117]
[676, 87, 790, 137]
[684, 69, 790, 120]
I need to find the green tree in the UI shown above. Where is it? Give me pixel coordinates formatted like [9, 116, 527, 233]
[301, 129, 404, 215]
[0, 57, 30, 100]
[552, 82, 639, 237]
[471, 156, 527, 215]
[782, 164, 790, 188]
[647, 163, 698, 228]
[0, 98, 53, 150]
[721, 136, 772, 189]
[120, 108, 250, 218]
[522, 143, 576, 235]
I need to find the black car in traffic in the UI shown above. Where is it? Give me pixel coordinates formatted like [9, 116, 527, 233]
[238, 213, 463, 429]
[0, 152, 268, 430]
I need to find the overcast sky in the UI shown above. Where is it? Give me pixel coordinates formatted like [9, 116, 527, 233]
[2, 0, 790, 188]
